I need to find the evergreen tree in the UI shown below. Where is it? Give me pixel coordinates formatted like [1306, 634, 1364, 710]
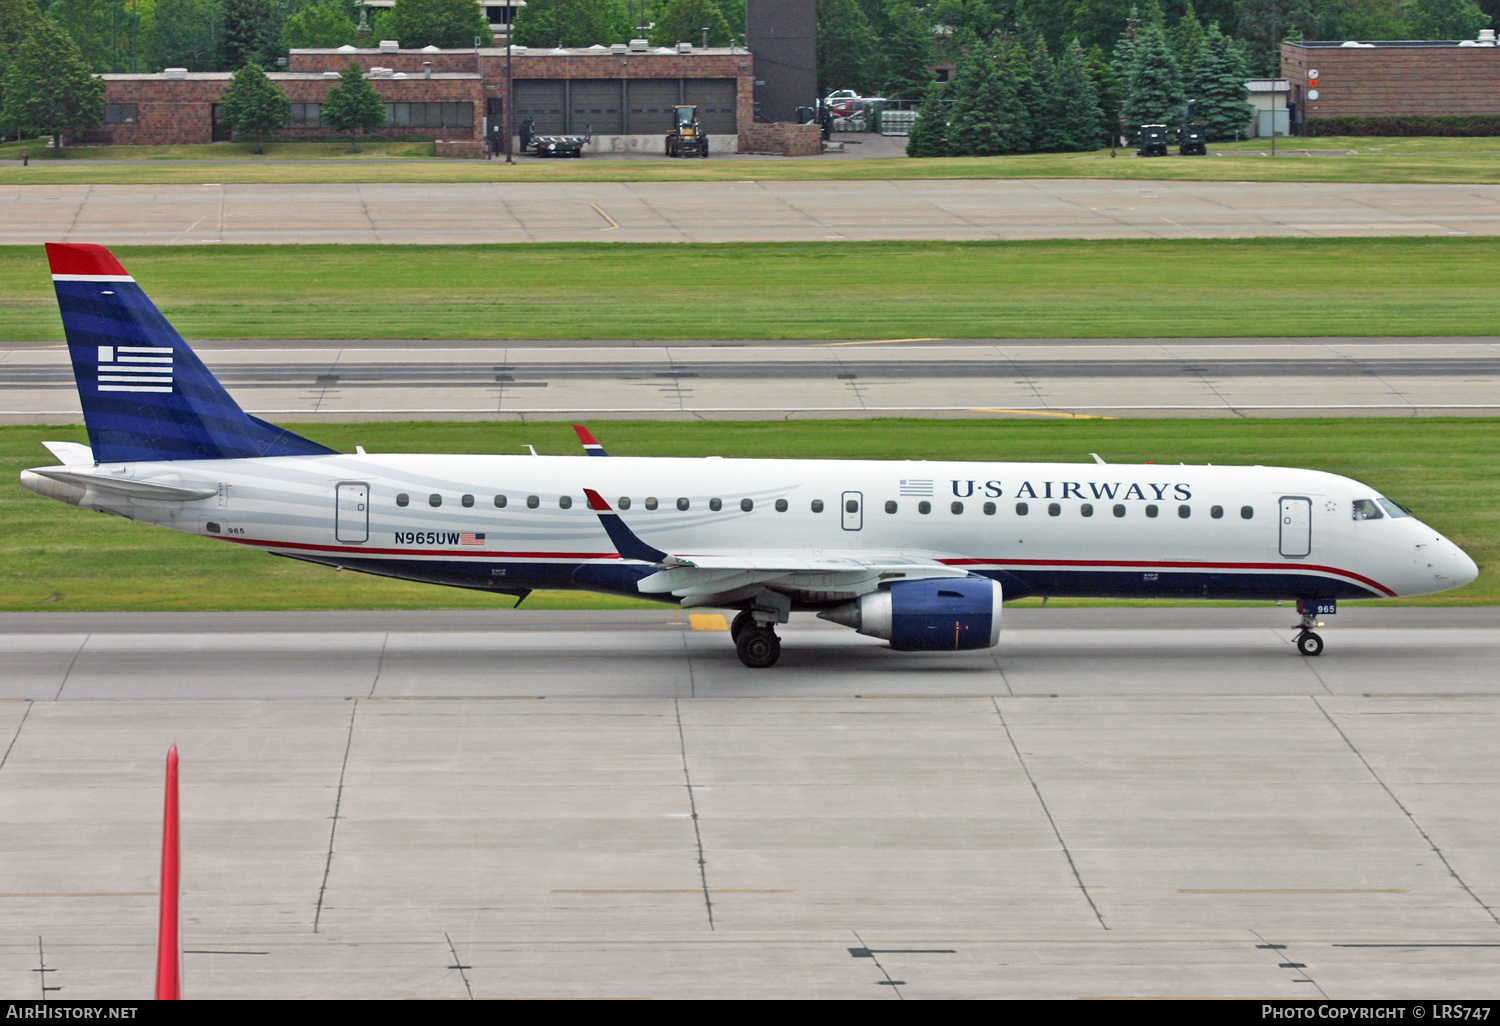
[221, 0, 281, 70]
[0, 0, 44, 132]
[321, 59, 383, 150]
[1009, 35, 1044, 149]
[929, 0, 1004, 43]
[649, 0, 731, 46]
[948, 40, 1026, 155]
[1038, 37, 1101, 151]
[1170, 0, 1206, 68]
[1064, 0, 1132, 52]
[1407, 0, 1489, 37]
[282, 2, 357, 49]
[46, 0, 135, 72]
[1188, 22, 1252, 139]
[217, 61, 288, 151]
[1234, 0, 1315, 75]
[880, 0, 935, 101]
[1111, 4, 1139, 79]
[905, 80, 949, 155]
[384, 0, 492, 47]
[817, 0, 880, 95]
[1, 15, 106, 150]
[1085, 42, 1122, 146]
[143, 0, 221, 70]
[1121, 22, 1184, 133]
[512, 0, 628, 48]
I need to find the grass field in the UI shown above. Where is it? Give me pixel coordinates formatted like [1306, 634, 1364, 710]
[2, 136, 1498, 185]
[2, 418, 1493, 612]
[4, 238, 1500, 342]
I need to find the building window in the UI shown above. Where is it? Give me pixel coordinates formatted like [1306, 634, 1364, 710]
[385, 101, 473, 129]
[103, 104, 138, 124]
[289, 102, 321, 128]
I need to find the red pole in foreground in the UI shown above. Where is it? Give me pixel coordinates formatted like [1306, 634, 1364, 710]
[155, 745, 180, 1000]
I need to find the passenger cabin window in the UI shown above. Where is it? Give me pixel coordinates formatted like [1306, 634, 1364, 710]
[709, 498, 723, 511]
[775, 499, 788, 512]
[846, 498, 860, 513]
[396, 493, 409, 507]
[1178, 505, 1190, 519]
[951, 501, 964, 515]
[1240, 506, 1254, 519]
[811, 500, 824, 513]
[1047, 502, 1060, 517]
[1210, 505, 1223, 519]
[1145, 504, 1158, 518]
[1352, 499, 1384, 520]
[677, 498, 690, 511]
[741, 498, 753, 512]
[618, 497, 631, 509]
[1015, 502, 1029, 516]
[559, 495, 572, 509]
[429, 494, 442, 507]
[983, 502, 996, 515]
[918, 501, 931, 515]
[494, 494, 507, 508]
[645, 497, 659, 510]
[1113, 504, 1125, 518]
[885, 500, 897, 514]
[1377, 498, 1412, 518]
[462, 494, 474, 507]
[527, 495, 539, 509]
[1081, 503, 1094, 517]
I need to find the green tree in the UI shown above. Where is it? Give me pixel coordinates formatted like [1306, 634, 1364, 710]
[383, 0, 492, 48]
[1312, 0, 1409, 40]
[1038, 37, 1102, 151]
[1085, 42, 1123, 146]
[817, 0, 880, 95]
[905, 80, 949, 155]
[880, 0, 935, 100]
[1064, 0, 1133, 52]
[221, 0, 281, 69]
[1, 15, 106, 150]
[511, 0, 626, 47]
[1171, 0, 1206, 67]
[1121, 22, 1184, 132]
[321, 59, 383, 150]
[0, 0, 44, 132]
[649, 0, 731, 45]
[1407, 0, 1489, 37]
[217, 60, 288, 151]
[143, 0, 220, 70]
[948, 40, 1026, 154]
[1111, 4, 1140, 79]
[1234, 0, 1315, 75]
[281, 2, 356, 49]
[47, 0, 136, 72]
[1187, 22, 1251, 139]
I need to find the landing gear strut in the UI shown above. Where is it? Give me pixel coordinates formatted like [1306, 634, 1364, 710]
[1294, 609, 1325, 657]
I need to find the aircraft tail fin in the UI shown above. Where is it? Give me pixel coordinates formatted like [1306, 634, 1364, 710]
[46, 243, 336, 463]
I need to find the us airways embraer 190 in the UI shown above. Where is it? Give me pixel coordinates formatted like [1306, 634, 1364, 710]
[21, 244, 1479, 667]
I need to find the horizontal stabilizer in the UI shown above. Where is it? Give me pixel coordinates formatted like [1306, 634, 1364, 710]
[24, 466, 219, 501]
[42, 441, 94, 466]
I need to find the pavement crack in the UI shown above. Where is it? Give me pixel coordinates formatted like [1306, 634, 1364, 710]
[1312, 697, 1500, 928]
[368, 633, 390, 698]
[673, 698, 714, 930]
[1251, 928, 1329, 998]
[992, 697, 1108, 930]
[679, 629, 696, 698]
[34, 936, 60, 997]
[1, 700, 33, 773]
[314, 699, 360, 933]
[53, 634, 90, 701]
[851, 930, 905, 998]
[445, 932, 474, 999]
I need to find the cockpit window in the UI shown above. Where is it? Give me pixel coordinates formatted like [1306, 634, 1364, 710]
[1377, 497, 1412, 519]
[1352, 499, 1384, 521]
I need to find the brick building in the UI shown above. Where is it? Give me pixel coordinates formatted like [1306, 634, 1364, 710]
[1281, 31, 1500, 128]
[90, 42, 759, 155]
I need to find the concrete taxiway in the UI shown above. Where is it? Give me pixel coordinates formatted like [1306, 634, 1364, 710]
[6, 337, 1500, 421]
[3, 608, 1500, 999]
[5, 179, 1500, 244]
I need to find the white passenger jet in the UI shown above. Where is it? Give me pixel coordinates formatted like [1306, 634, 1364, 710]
[21, 244, 1479, 667]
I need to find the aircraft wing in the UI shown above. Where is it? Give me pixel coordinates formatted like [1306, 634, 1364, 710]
[582, 489, 968, 606]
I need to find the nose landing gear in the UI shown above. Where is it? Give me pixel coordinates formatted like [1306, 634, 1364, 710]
[1293, 602, 1328, 656]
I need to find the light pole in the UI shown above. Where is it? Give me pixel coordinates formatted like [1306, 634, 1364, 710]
[505, 25, 514, 164]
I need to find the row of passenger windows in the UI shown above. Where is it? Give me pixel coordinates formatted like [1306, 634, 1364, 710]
[393, 492, 1255, 520]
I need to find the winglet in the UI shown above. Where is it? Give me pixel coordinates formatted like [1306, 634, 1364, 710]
[573, 425, 609, 456]
[583, 488, 678, 564]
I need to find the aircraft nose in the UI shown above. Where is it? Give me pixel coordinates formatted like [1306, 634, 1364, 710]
[1453, 545, 1480, 588]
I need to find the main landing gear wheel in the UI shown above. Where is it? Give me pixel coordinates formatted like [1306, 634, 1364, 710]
[1296, 631, 1325, 657]
[729, 609, 755, 644]
[736, 626, 781, 668]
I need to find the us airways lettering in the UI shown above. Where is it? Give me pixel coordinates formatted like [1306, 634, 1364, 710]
[396, 531, 461, 545]
[952, 480, 1192, 500]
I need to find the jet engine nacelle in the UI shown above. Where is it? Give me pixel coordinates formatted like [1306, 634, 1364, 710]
[819, 577, 1002, 651]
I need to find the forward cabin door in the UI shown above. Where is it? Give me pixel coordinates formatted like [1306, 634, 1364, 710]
[1279, 496, 1311, 558]
[842, 491, 863, 531]
[336, 482, 369, 544]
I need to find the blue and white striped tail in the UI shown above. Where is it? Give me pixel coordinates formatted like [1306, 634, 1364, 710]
[46, 243, 335, 463]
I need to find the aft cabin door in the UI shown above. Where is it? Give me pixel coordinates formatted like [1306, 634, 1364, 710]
[842, 491, 863, 531]
[1279, 496, 1311, 558]
[336, 482, 369, 544]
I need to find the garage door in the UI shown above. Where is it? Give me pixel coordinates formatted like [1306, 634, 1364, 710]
[513, 80, 566, 134]
[627, 79, 681, 135]
[569, 80, 624, 135]
[684, 79, 737, 134]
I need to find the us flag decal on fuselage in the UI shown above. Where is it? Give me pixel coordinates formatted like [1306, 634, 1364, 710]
[97, 344, 174, 394]
[461, 533, 486, 545]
